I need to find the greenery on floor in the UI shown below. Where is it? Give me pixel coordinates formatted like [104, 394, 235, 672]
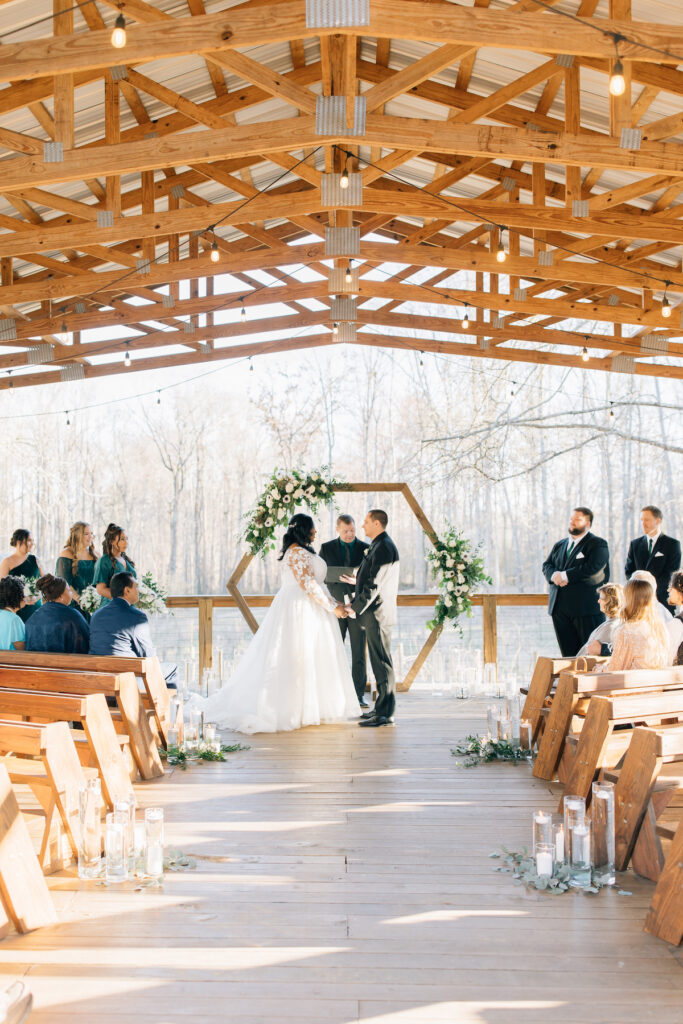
[451, 734, 530, 768]
[161, 743, 250, 769]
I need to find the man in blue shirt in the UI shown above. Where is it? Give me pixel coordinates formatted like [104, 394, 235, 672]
[89, 571, 177, 687]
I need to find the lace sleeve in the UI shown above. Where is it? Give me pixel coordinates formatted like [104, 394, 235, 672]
[286, 547, 337, 613]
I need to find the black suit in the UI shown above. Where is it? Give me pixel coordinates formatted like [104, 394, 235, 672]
[624, 533, 681, 613]
[319, 537, 369, 701]
[542, 532, 610, 656]
[351, 531, 400, 720]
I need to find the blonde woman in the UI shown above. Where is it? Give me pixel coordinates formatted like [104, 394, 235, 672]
[577, 583, 623, 656]
[56, 522, 97, 612]
[598, 578, 670, 672]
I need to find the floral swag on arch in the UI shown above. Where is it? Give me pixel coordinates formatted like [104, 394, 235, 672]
[244, 467, 344, 557]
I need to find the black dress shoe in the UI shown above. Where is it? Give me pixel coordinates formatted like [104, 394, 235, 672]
[359, 700, 369, 708]
[359, 709, 376, 720]
[359, 716, 394, 728]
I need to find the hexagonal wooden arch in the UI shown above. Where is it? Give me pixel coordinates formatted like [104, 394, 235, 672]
[226, 483, 443, 692]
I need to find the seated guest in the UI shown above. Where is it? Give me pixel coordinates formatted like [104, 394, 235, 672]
[0, 529, 45, 624]
[598, 578, 670, 672]
[89, 571, 177, 688]
[667, 570, 683, 666]
[0, 577, 26, 650]
[629, 570, 672, 624]
[577, 583, 623, 656]
[94, 523, 136, 606]
[25, 575, 89, 655]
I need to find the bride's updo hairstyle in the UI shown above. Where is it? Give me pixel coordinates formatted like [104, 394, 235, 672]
[278, 513, 315, 560]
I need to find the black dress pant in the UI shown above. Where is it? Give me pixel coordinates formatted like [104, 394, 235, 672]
[359, 612, 395, 719]
[551, 611, 605, 657]
[338, 616, 367, 701]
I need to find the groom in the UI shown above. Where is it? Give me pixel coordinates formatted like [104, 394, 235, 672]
[341, 510, 400, 728]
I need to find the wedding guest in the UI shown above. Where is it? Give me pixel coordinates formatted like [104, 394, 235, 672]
[577, 583, 623, 657]
[629, 570, 672, 625]
[542, 507, 610, 656]
[94, 523, 137, 606]
[319, 514, 370, 707]
[0, 529, 44, 624]
[0, 577, 26, 650]
[25, 575, 89, 655]
[56, 521, 98, 613]
[89, 571, 177, 688]
[666, 570, 683, 666]
[598, 578, 670, 672]
[625, 506, 681, 614]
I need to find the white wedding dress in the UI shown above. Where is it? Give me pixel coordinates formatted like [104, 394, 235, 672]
[199, 546, 360, 734]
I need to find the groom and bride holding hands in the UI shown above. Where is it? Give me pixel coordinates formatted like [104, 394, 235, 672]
[198, 509, 400, 734]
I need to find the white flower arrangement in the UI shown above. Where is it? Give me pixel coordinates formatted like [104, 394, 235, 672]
[136, 571, 169, 616]
[244, 467, 344, 556]
[79, 584, 102, 616]
[427, 526, 492, 631]
[17, 575, 39, 600]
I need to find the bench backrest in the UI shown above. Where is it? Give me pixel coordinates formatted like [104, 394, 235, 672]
[601, 688, 683, 722]
[0, 666, 134, 696]
[0, 689, 89, 720]
[562, 666, 683, 695]
[0, 651, 154, 674]
[0, 718, 67, 757]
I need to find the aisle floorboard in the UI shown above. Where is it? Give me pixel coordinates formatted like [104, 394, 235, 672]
[3, 694, 682, 1023]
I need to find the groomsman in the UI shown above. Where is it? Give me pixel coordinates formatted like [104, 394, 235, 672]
[542, 507, 610, 657]
[625, 505, 681, 614]
[319, 515, 370, 706]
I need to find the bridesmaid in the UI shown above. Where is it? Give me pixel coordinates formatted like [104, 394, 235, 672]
[56, 522, 98, 615]
[94, 523, 137, 606]
[0, 529, 45, 624]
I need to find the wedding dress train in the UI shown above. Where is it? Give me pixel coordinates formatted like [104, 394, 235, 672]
[198, 546, 360, 734]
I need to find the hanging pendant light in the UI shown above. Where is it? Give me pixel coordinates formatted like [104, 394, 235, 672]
[111, 13, 126, 49]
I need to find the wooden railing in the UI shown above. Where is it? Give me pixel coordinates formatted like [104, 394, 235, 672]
[166, 592, 548, 685]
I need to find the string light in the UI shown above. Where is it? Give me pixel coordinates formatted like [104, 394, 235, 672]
[156, 391, 161, 405]
[609, 402, 615, 419]
[249, 357, 254, 371]
[333, 322, 339, 336]
[111, 12, 126, 49]
[7, 371, 12, 394]
[581, 346, 589, 362]
[609, 58, 626, 97]
[419, 351, 424, 367]
[124, 342, 131, 367]
[661, 292, 672, 318]
[496, 236, 507, 264]
[240, 301, 247, 323]
[345, 262, 353, 285]
[462, 306, 470, 330]
[210, 239, 220, 263]
[339, 165, 349, 190]
[65, 410, 71, 426]
[57, 308, 69, 344]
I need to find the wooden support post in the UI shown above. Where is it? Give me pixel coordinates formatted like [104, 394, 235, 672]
[198, 597, 213, 679]
[105, 71, 121, 216]
[53, 0, 74, 151]
[482, 595, 497, 666]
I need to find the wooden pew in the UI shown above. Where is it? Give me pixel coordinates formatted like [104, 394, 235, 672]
[0, 667, 163, 780]
[0, 689, 133, 809]
[521, 655, 605, 741]
[0, 719, 96, 872]
[0, 763, 57, 932]
[0, 651, 170, 745]
[532, 666, 683, 782]
[644, 815, 683, 945]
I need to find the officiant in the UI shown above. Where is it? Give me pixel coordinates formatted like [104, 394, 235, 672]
[320, 515, 370, 707]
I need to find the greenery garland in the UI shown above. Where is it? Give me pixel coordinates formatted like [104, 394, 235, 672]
[451, 734, 530, 768]
[426, 526, 492, 630]
[244, 467, 344, 556]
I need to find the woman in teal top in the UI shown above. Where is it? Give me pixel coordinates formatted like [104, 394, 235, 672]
[0, 577, 26, 650]
[0, 529, 45, 624]
[94, 523, 137, 607]
[56, 521, 98, 618]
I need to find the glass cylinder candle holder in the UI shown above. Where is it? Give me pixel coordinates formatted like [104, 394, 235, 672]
[145, 807, 164, 880]
[484, 663, 497, 697]
[563, 795, 586, 863]
[569, 823, 592, 888]
[167, 726, 178, 749]
[533, 810, 552, 853]
[552, 821, 565, 865]
[591, 780, 615, 885]
[133, 821, 147, 878]
[498, 716, 513, 742]
[184, 723, 199, 760]
[204, 723, 220, 753]
[105, 810, 128, 883]
[78, 778, 103, 880]
[535, 843, 554, 878]
[486, 705, 499, 741]
[519, 719, 532, 752]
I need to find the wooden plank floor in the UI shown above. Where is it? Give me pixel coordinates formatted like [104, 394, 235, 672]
[2, 693, 682, 1023]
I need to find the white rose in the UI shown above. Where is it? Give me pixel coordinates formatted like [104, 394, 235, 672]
[457, 563, 464, 570]
[278, 507, 287, 519]
[446, 557, 454, 568]
[320, 484, 328, 493]
[444, 596, 452, 607]
[461, 584, 469, 593]
[285, 483, 294, 493]
[294, 488, 303, 500]
[447, 581, 456, 591]
[306, 486, 315, 496]
[265, 517, 273, 527]
[271, 487, 280, 498]
[457, 574, 465, 583]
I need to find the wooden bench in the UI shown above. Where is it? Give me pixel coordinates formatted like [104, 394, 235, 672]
[0, 762, 57, 932]
[0, 689, 133, 810]
[521, 655, 606, 741]
[0, 666, 163, 780]
[0, 651, 170, 745]
[644, 814, 683, 945]
[532, 666, 683, 782]
[0, 719, 96, 872]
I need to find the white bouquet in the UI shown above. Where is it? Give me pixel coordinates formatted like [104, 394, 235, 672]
[17, 575, 39, 601]
[80, 585, 102, 616]
[136, 572, 169, 616]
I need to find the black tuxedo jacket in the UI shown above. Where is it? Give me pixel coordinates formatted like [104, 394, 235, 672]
[319, 537, 369, 603]
[624, 533, 681, 608]
[542, 532, 610, 617]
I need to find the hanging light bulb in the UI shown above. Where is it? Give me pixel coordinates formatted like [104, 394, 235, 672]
[124, 343, 131, 367]
[340, 166, 349, 190]
[581, 346, 589, 362]
[462, 306, 470, 330]
[111, 12, 126, 48]
[65, 410, 71, 426]
[419, 351, 424, 367]
[345, 262, 353, 285]
[210, 240, 220, 263]
[240, 302, 247, 323]
[333, 322, 339, 336]
[496, 236, 507, 263]
[609, 403, 615, 419]
[662, 294, 672, 318]
[249, 357, 254, 372]
[7, 371, 13, 394]
[156, 391, 161, 405]
[609, 59, 625, 97]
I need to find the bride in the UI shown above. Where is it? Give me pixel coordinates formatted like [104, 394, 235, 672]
[198, 513, 360, 734]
